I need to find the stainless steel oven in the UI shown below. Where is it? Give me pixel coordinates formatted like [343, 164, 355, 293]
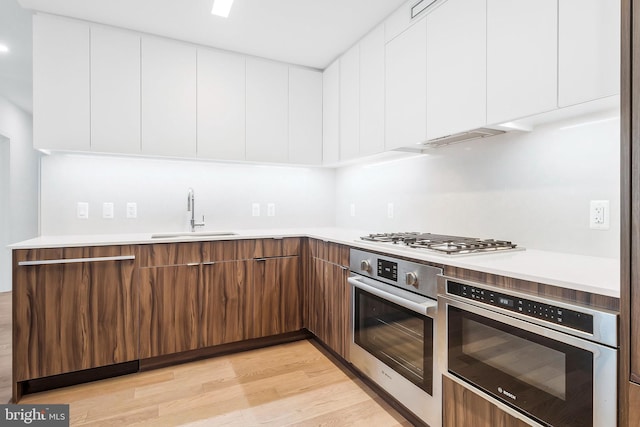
[349, 248, 442, 426]
[439, 277, 618, 427]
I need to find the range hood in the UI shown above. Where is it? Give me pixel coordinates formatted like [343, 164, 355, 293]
[395, 127, 506, 153]
[421, 127, 506, 148]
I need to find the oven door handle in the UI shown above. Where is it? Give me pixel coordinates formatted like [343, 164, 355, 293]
[348, 275, 437, 317]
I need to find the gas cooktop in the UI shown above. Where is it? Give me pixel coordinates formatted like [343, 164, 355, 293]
[360, 232, 522, 256]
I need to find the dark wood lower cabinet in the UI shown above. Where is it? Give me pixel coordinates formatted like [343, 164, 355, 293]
[139, 264, 200, 358]
[13, 246, 138, 382]
[246, 256, 301, 339]
[307, 249, 350, 360]
[308, 239, 351, 361]
[200, 260, 251, 347]
[442, 376, 530, 427]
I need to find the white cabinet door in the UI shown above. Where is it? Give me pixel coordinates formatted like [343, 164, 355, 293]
[33, 14, 90, 151]
[197, 49, 246, 161]
[487, 0, 557, 124]
[359, 24, 385, 157]
[323, 60, 340, 165]
[385, 17, 427, 150]
[427, 0, 486, 140]
[141, 37, 196, 157]
[246, 59, 289, 163]
[558, 0, 620, 107]
[340, 44, 360, 161]
[91, 26, 141, 154]
[289, 67, 322, 165]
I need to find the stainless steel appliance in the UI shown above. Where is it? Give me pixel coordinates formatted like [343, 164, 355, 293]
[349, 248, 443, 426]
[359, 232, 521, 256]
[438, 277, 618, 427]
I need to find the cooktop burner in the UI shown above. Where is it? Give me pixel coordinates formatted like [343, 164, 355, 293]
[360, 232, 520, 255]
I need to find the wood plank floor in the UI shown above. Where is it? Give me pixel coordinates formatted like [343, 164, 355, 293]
[0, 292, 411, 426]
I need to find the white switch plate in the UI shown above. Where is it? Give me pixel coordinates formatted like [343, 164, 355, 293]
[589, 200, 610, 230]
[126, 202, 137, 219]
[77, 202, 89, 219]
[252, 203, 260, 217]
[267, 203, 276, 217]
[102, 202, 114, 219]
[387, 202, 394, 219]
[350, 203, 356, 217]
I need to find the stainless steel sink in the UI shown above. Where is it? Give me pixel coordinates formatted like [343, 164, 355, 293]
[150, 231, 238, 239]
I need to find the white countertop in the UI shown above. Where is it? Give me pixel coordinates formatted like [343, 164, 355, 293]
[9, 227, 620, 299]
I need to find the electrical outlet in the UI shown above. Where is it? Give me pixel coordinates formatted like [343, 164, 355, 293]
[267, 203, 276, 217]
[387, 203, 394, 219]
[589, 200, 610, 230]
[126, 202, 137, 219]
[77, 202, 89, 219]
[252, 203, 260, 217]
[102, 202, 114, 219]
[350, 203, 356, 217]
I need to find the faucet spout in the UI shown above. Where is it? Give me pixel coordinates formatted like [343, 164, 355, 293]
[187, 188, 205, 232]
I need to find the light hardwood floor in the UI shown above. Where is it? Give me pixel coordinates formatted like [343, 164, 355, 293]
[0, 292, 411, 426]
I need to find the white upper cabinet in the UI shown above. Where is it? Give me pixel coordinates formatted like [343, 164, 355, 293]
[487, 0, 558, 125]
[427, 0, 486, 140]
[197, 49, 246, 161]
[90, 26, 141, 154]
[359, 24, 385, 157]
[385, 0, 434, 43]
[385, 17, 427, 150]
[246, 58, 289, 163]
[289, 67, 323, 165]
[141, 37, 197, 157]
[33, 14, 90, 151]
[339, 44, 360, 161]
[322, 60, 340, 165]
[558, 0, 620, 107]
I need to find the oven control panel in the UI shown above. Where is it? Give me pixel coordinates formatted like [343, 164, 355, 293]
[447, 281, 593, 334]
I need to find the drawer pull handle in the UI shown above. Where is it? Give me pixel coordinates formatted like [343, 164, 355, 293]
[19, 255, 136, 266]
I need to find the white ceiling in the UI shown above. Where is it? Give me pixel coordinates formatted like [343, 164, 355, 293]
[2, 0, 406, 113]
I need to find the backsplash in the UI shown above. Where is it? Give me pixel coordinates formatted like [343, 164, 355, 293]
[40, 155, 336, 235]
[335, 110, 620, 258]
[39, 109, 620, 259]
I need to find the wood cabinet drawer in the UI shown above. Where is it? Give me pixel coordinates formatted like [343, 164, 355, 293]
[309, 239, 349, 267]
[137, 242, 203, 267]
[237, 237, 300, 259]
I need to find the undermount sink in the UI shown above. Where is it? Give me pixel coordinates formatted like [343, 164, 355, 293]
[150, 231, 238, 239]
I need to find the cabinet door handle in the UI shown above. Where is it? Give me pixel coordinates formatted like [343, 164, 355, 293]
[187, 262, 200, 267]
[202, 261, 216, 266]
[18, 255, 136, 266]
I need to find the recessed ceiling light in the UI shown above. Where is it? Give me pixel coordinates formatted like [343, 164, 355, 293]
[211, 0, 234, 18]
[0, 44, 9, 54]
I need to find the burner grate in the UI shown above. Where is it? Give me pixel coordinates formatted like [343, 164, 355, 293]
[361, 232, 518, 255]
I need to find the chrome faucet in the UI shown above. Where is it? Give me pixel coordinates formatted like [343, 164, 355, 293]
[187, 188, 205, 232]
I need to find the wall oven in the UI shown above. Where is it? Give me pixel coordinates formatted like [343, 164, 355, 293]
[349, 248, 442, 426]
[439, 277, 618, 427]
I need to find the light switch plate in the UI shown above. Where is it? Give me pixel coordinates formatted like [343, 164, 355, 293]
[77, 202, 89, 219]
[267, 203, 275, 217]
[252, 203, 260, 217]
[102, 202, 114, 219]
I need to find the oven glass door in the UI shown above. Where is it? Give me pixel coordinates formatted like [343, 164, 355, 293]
[354, 287, 433, 395]
[447, 305, 593, 427]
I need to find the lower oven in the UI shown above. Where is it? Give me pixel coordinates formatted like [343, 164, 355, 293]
[349, 249, 442, 426]
[438, 277, 618, 427]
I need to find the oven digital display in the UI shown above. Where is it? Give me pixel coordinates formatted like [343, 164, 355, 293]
[377, 259, 398, 281]
[498, 296, 514, 308]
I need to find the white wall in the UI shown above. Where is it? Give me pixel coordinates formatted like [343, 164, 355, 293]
[0, 95, 40, 292]
[0, 137, 9, 292]
[336, 110, 620, 258]
[40, 155, 336, 235]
